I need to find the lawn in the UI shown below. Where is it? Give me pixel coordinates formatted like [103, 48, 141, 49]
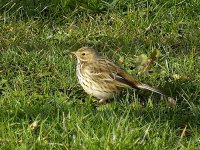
[0, 0, 200, 149]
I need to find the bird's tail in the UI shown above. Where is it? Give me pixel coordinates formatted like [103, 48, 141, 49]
[137, 83, 165, 96]
[126, 77, 176, 108]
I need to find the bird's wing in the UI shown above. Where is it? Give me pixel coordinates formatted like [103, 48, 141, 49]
[84, 59, 141, 88]
[85, 59, 165, 95]
[113, 63, 165, 95]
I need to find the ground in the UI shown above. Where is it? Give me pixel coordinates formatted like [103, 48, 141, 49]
[0, 0, 200, 149]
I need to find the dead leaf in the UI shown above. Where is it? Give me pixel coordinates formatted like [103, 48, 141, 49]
[140, 49, 161, 73]
[118, 56, 124, 64]
[167, 97, 176, 108]
[29, 121, 39, 131]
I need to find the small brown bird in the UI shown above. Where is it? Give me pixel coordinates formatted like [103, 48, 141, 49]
[71, 47, 176, 107]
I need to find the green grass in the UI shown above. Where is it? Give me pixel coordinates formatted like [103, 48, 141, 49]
[0, 0, 200, 149]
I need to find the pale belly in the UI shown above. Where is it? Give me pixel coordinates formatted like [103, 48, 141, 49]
[76, 65, 120, 100]
[81, 82, 115, 100]
[77, 74, 116, 100]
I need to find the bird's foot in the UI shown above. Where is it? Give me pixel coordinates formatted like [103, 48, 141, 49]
[94, 99, 107, 106]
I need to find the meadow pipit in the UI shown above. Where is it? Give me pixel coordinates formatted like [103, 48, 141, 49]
[71, 47, 176, 107]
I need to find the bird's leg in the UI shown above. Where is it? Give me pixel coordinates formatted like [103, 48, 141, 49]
[94, 99, 107, 105]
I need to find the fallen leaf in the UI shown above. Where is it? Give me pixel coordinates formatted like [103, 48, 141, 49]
[137, 49, 161, 73]
[118, 56, 124, 64]
[167, 97, 176, 108]
[29, 121, 39, 131]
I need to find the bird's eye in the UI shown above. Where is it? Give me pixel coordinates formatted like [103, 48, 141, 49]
[82, 53, 85, 56]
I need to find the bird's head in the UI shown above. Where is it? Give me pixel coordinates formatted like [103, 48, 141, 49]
[71, 47, 98, 62]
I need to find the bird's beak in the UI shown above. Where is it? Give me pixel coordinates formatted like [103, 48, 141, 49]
[70, 51, 76, 55]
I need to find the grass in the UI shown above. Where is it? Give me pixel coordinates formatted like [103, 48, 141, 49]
[0, 0, 200, 149]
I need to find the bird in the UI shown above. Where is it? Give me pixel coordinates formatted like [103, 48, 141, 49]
[71, 47, 176, 107]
